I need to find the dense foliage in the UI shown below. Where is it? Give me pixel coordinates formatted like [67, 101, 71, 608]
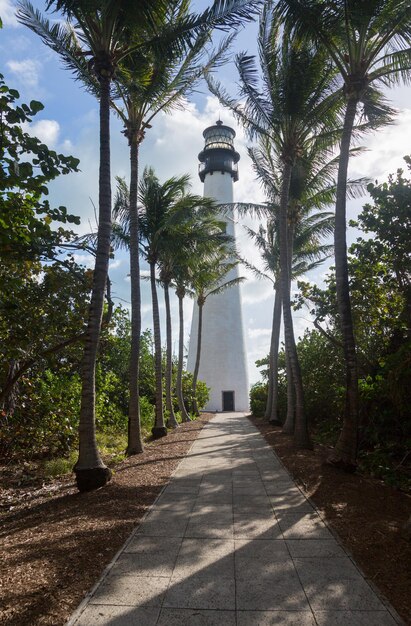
[251, 160, 411, 487]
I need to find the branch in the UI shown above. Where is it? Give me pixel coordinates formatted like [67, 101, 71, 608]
[1, 275, 114, 405]
[0, 333, 86, 406]
[313, 318, 343, 349]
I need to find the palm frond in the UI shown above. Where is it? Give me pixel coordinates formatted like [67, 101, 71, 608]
[17, 1, 95, 89]
[206, 275, 246, 298]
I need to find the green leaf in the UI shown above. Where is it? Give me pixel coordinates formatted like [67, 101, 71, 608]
[29, 100, 44, 113]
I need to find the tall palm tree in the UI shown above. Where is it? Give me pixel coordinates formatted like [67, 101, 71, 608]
[276, 0, 411, 467]
[244, 212, 334, 422]
[160, 213, 233, 423]
[207, 2, 342, 447]
[189, 253, 244, 415]
[174, 284, 192, 423]
[112, 23, 234, 450]
[248, 136, 366, 426]
[18, 0, 261, 489]
[138, 168, 223, 437]
[17, 0, 169, 490]
[113, 175, 229, 427]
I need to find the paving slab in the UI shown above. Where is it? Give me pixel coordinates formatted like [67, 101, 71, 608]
[236, 610, 316, 625]
[314, 610, 399, 625]
[286, 539, 347, 558]
[163, 574, 236, 610]
[89, 575, 169, 607]
[75, 606, 160, 626]
[157, 608, 236, 625]
[68, 413, 402, 626]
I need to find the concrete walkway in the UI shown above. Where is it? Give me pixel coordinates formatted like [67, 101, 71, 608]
[69, 413, 401, 626]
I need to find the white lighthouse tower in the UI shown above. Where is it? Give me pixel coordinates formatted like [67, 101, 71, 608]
[187, 120, 249, 412]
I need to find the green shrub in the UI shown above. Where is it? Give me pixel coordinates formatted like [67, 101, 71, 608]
[1, 370, 81, 460]
[139, 395, 155, 434]
[250, 382, 268, 417]
[95, 366, 127, 431]
[172, 372, 210, 414]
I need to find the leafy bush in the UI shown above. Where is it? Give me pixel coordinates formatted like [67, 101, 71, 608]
[194, 380, 210, 411]
[250, 382, 268, 417]
[139, 395, 155, 434]
[95, 366, 127, 431]
[296, 329, 344, 425]
[1, 370, 81, 460]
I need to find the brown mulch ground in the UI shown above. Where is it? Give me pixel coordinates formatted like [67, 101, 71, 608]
[2, 413, 411, 625]
[0, 414, 212, 626]
[250, 415, 411, 625]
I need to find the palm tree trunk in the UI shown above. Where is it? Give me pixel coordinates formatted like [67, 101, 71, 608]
[264, 294, 274, 420]
[279, 162, 311, 449]
[191, 300, 203, 416]
[266, 284, 282, 423]
[282, 349, 295, 433]
[127, 138, 144, 455]
[150, 260, 167, 438]
[164, 281, 178, 428]
[74, 73, 112, 492]
[328, 97, 359, 470]
[265, 357, 274, 418]
[177, 290, 191, 422]
[283, 226, 296, 434]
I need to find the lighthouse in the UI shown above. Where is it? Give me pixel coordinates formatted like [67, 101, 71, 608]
[187, 120, 249, 412]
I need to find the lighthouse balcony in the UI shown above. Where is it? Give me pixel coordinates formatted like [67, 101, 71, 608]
[198, 158, 239, 182]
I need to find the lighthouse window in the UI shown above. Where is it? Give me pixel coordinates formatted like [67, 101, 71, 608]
[204, 130, 234, 151]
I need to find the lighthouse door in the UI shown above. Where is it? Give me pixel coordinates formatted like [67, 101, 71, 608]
[222, 391, 235, 411]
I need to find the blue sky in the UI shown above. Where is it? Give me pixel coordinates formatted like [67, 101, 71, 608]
[2, 0, 411, 384]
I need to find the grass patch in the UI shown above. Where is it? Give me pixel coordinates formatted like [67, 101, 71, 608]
[40, 414, 200, 480]
[43, 451, 77, 478]
[96, 430, 127, 466]
[42, 431, 128, 478]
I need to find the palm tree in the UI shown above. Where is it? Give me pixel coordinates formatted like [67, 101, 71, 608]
[138, 168, 223, 437]
[242, 221, 283, 422]
[275, 0, 411, 467]
[176, 215, 236, 419]
[18, 0, 262, 488]
[189, 253, 244, 415]
[160, 213, 233, 423]
[111, 26, 234, 447]
[248, 135, 366, 427]
[173, 267, 192, 423]
[17, 0, 165, 490]
[244, 211, 334, 423]
[207, 2, 342, 447]
[113, 174, 228, 428]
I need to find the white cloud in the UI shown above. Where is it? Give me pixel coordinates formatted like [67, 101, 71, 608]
[72, 253, 94, 269]
[242, 278, 272, 305]
[248, 327, 271, 340]
[0, 0, 19, 27]
[62, 138, 74, 152]
[109, 259, 122, 270]
[350, 109, 411, 181]
[6, 58, 41, 87]
[29, 119, 60, 147]
[0, 34, 30, 54]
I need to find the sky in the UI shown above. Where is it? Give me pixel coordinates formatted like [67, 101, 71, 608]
[2, 0, 411, 385]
